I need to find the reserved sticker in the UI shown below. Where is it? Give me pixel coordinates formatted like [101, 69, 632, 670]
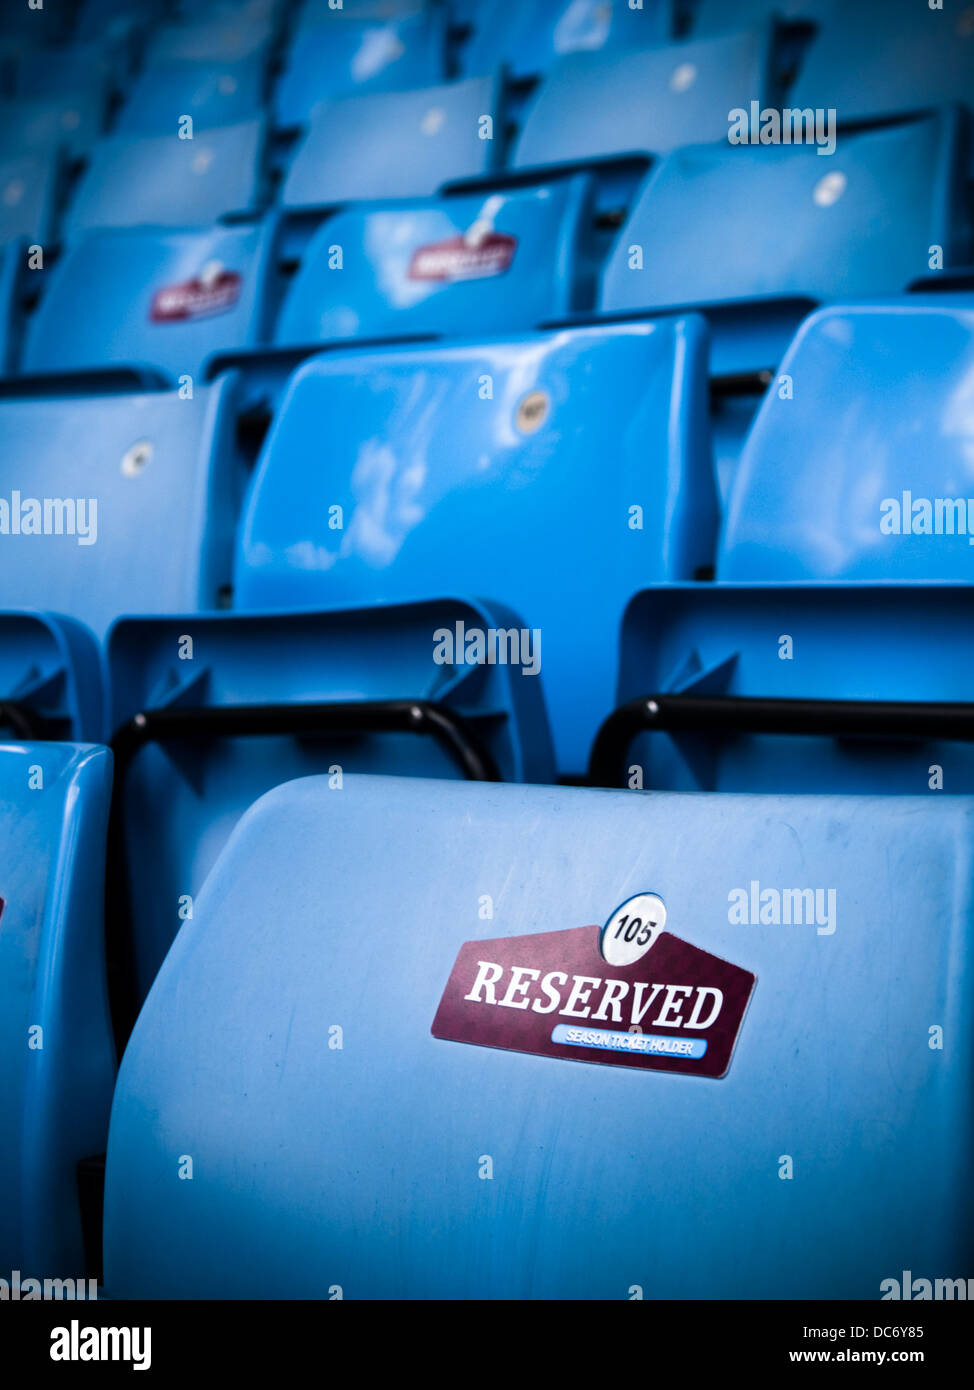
[432, 894, 755, 1078]
[408, 232, 517, 282]
[150, 266, 243, 322]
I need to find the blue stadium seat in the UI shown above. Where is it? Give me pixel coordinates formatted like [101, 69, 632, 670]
[13, 42, 116, 106]
[106, 599, 554, 1009]
[0, 742, 114, 1279]
[234, 319, 715, 775]
[21, 223, 278, 382]
[0, 93, 105, 164]
[272, 179, 597, 347]
[102, 773, 974, 1297]
[462, 0, 673, 80]
[722, 302, 974, 582]
[511, 28, 778, 172]
[597, 300, 974, 794]
[791, 0, 974, 121]
[282, 76, 501, 211]
[599, 109, 971, 375]
[63, 119, 266, 234]
[607, 583, 974, 795]
[146, 10, 277, 66]
[73, 1, 168, 77]
[0, 151, 60, 246]
[114, 57, 265, 136]
[275, 8, 447, 128]
[0, 612, 104, 742]
[0, 377, 248, 651]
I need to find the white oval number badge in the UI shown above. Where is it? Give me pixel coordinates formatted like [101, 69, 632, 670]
[600, 892, 667, 968]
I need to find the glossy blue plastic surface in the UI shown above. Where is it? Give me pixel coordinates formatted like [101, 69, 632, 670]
[0, 743, 114, 1278]
[64, 118, 265, 234]
[235, 319, 716, 774]
[463, 0, 672, 80]
[12, 39, 115, 106]
[282, 76, 501, 209]
[619, 583, 974, 793]
[600, 112, 968, 365]
[512, 28, 775, 171]
[792, 0, 974, 120]
[103, 774, 974, 1298]
[114, 57, 265, 135]
[275, 179, 596, 344]
[0, 92, 105, 163]
[108, 598, 555, 1003]
[0, 613, 104, 741]
[613, 299, 974, 793]
[146, 11, 276, 65]
[0, 152, 59, 245]
[721, 302, 974, 581]
[275, 10, 446, 128]
[0, 378, 247, 641]
[22, 223, 277, 383]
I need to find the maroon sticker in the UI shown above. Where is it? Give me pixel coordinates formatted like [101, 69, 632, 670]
[432, 920, 755, 1079]
[150, 269, 243, 322]
[408, 232, 517, 282]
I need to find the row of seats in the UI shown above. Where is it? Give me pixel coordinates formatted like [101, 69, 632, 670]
[0, 315, 711, 753]
[20, 0, 974, 115]
[2, 299, 974, 1010]
[1, 108, 968, 391]
[4, 9, 972, 241]
[9, 0, 971, 108]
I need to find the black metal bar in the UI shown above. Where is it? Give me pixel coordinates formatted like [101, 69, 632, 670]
[106, 699, 501, 1056]
[907, 270, 974, 294]
[710, 369, 774, 400]
[204, 333, 438, 382]
[0, 366, 171, 397]
[111, 698, 500, 782]
[589, 693, 974, 788]
[76, 1155, 106, 1284]
[0, 700, 60, 740]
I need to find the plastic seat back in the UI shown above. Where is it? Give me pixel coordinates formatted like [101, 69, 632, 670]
[0, 743, 114, 1278]
[63, 119, 265, 234]
[0, 378, 247, 641]
[274, 179, 596, 345]
[103, 774, 974, 1297]
[720, 301, 974, 582]
[282, 76, 501, 210]
[235, 319, 715, 774]
[275, 9, 446, 128]
[22, 224, 277, 382]
[463, 0, 672, 80]
[512, 28, 776, 171]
